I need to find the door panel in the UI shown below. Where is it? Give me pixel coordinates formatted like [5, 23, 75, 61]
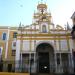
[38, 52, 50, 73]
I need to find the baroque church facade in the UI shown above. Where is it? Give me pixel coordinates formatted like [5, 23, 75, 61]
[15, 3, 74, 74]
[0, 2, 75, 74]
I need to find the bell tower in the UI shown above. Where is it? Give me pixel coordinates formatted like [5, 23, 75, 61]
[37, 3, 49, 32]
[33, 2, 53, 33]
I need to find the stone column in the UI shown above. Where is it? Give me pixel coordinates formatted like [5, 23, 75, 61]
[5, 27, 10, 59]
[71, 52, 74, 73]
[29, 53, 31, 73]
[68, 53, 72, 73]
[60, 53, 63, 73]
[54, 52, 57, 73]
[34, 52, 36, 73]
[56, 53, 62, 73]
[20, 53, 23, 71]
[15, 40, 21, 72]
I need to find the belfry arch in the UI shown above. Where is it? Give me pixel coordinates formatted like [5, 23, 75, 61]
[36, 43, 55, 73]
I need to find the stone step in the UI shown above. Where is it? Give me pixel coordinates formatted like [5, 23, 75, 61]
[38, 73, 51, 75]
[31, 73, 54, 75]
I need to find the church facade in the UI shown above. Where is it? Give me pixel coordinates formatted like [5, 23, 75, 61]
[15, 3, 74, 74]
[0, 2, 75, 74]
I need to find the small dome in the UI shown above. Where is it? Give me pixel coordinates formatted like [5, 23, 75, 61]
[37, 4, 47, 9]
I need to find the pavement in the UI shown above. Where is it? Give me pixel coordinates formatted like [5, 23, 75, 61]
[0, 72, 29, 75]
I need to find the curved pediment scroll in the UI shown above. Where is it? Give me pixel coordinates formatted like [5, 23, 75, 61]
[56, 25, 64, 30]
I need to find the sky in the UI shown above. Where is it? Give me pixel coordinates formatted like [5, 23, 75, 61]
[0, 0, 75, 27]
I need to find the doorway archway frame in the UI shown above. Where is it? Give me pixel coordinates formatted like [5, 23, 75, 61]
[35, 41, 56, 73]
[35, 41, 55, 52]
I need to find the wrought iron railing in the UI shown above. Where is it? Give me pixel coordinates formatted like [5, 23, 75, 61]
[0, 60, 75, 75]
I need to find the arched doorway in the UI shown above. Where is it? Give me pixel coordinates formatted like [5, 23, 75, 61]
[36, 43, 55, 73]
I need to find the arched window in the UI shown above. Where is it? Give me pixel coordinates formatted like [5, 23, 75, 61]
[2, 33, 6, 40]
[42, 25, 47, 33]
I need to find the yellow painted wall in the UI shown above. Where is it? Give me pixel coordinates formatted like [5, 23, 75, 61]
[0, 28, 17, 61]
[7, 30, 17, 61]
[0, 29, 8, 60]
[0, 41, 6, 60]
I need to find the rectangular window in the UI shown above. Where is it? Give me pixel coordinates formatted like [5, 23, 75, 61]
[13, 32, 17, 38]
[12, 50, 16, 56]
[0, 47, 3, 56]
[2, 33, 6, 40]
[13, 42, 16, 47]
[60, 40, 68, 50]
[0, 48, 1, 54]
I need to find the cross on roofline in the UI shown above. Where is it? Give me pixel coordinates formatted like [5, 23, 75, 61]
[41, 8, 44, 14]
